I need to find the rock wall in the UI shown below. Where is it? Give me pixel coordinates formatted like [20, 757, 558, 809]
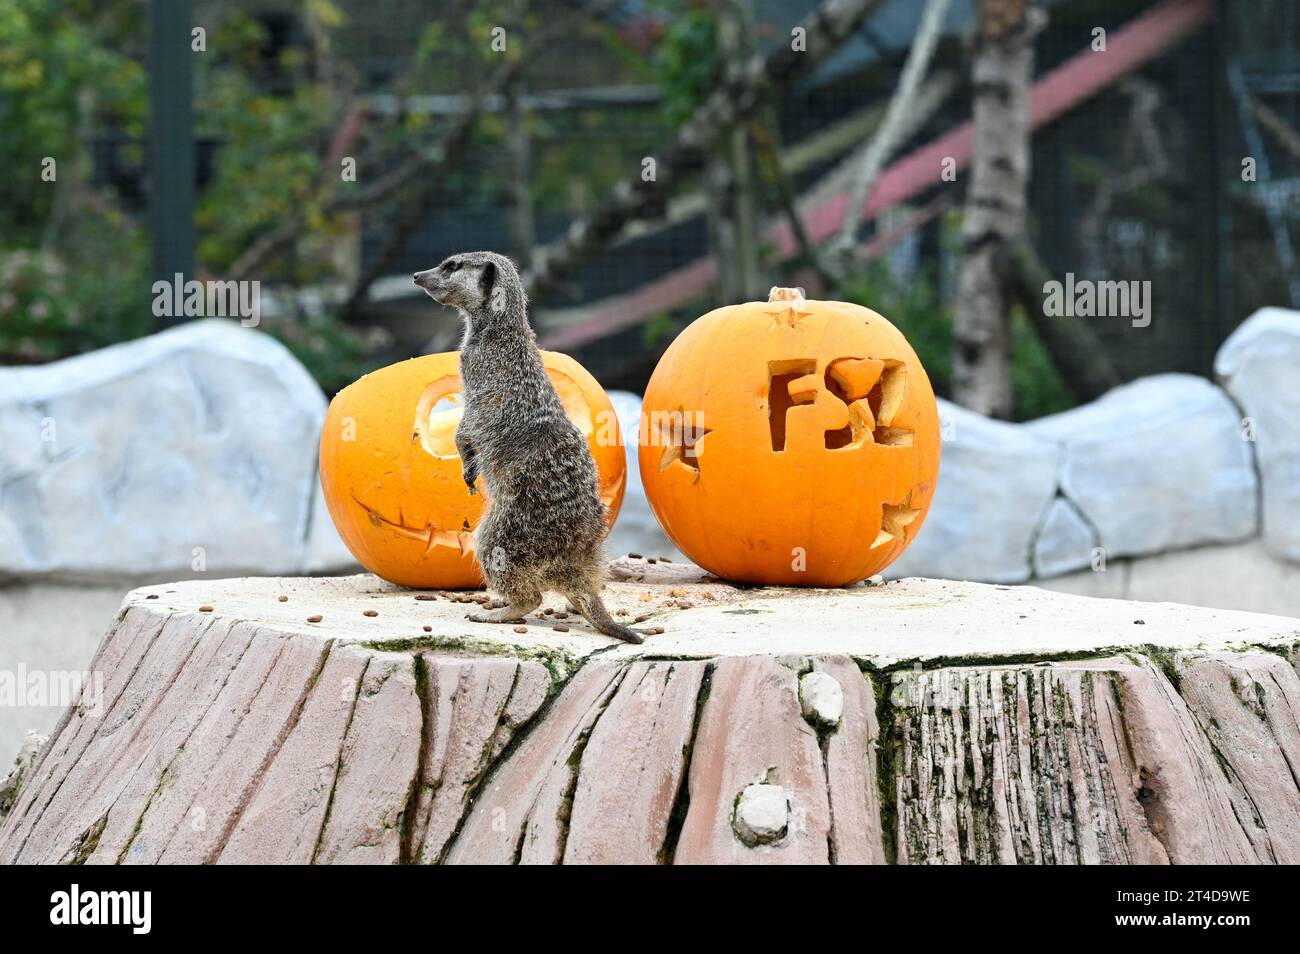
[2, 307, 1294, 589]
[1216, 308, 1300, 562]
[890, 306, 1298, 585]
[887, 373, 1261, 582]
[0, 319, 352, 581]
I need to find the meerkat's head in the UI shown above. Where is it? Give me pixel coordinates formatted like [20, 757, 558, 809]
[413, 251, 525, 328]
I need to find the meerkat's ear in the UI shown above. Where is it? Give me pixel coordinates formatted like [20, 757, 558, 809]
[478, 261, 498, 306]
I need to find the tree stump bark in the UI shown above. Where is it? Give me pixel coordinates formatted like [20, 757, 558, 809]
[3, 561, 1299, 864]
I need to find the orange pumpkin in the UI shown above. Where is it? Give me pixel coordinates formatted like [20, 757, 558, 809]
[320, 351, 626, 589]
[638, 287, 940, 586]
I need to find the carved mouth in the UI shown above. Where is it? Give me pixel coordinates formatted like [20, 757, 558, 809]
[350, 490, 474, 556]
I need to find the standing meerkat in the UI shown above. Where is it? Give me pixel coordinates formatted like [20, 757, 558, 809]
[413, 251, 646, 644]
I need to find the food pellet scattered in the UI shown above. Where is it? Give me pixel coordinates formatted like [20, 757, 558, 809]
[363, 610, 378, 617]
[627, 552, 642, 559]
[146, 594, 159, 600]
[199, 605, 214, 613]
[543, 607, 555, 615]
[644, 627, 665, 635]
[554, 611, 569, 620]
[647, 558, 657, 564]
[277, 595, 288, 603]
[414, 594, 436, 601]
[659, 556, 672, 563]
[422, 625, 432, 633]
[634, 613, 652, 623]
[552, 624, 570, 632]
[306, 614, 323, 623]
[513, 626, 528, 634]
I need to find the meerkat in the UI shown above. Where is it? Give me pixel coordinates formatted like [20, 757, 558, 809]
[413, 251, 646, 644]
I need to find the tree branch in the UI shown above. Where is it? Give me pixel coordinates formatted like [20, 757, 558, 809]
[1252, 94, 1300, 164]
[749, 116, 838, 290]
[830, 0, 951, 255]
[1003, 239, 1122, 403]
[522, 0, 889, 301]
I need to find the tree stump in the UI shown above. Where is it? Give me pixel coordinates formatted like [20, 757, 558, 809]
[3, 560, 1299, 864]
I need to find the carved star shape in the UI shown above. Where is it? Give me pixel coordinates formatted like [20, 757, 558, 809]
[871, 494, 921, 549]
[763, 301, 816, 329]
[656, 408, 712, 479]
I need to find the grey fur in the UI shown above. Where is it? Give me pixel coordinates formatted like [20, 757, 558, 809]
[413, 252, 644, 643]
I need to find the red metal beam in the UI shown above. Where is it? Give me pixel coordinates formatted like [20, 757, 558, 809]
[540, 0, 1213, 353]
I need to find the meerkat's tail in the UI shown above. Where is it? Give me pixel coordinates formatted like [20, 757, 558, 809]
[569, 592, 644, 644]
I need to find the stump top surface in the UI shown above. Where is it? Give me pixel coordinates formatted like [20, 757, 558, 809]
[125, 558, 1300, 667]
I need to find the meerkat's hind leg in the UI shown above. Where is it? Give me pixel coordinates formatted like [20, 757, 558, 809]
[467, 590, 541, 624]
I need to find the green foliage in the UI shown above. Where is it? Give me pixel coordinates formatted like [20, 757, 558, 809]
[643, 309, 682, 348]
[194, 11, 338, 278]
[1010, 308, 1074, 420]
[265, 311, 377, 397]
[838, 260, 1073, 422]
[0, 243, 152, 360]
[0, 0, 151, 360]
[839, 261, 953, 398]
[651, 1, 719, 126]
[0, 0, 146, 242]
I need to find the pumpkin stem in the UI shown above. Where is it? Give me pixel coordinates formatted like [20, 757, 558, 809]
[768, 286, 806, 303]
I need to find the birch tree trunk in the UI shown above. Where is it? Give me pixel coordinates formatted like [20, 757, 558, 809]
[952, 0, 1044, 418]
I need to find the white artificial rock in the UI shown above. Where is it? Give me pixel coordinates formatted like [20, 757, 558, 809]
[1215, 307, 1300, 562]
[1032, 496, 1098, 578]
[1026, 374, 1257, 559]
[799, 671, 844, 728]
[604, 390, 683, 561]
[732, 783, 789, 846]
[301, 477, 358, 574]
[0, 319, 326, 579]
[887, 398, 1059, 583]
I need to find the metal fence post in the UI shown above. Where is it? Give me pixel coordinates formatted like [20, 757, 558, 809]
[149, 0, 195, 326]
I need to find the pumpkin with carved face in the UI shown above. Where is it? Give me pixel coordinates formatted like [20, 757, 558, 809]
[638, 288, 940, 586]
[320, 352, 626, 588]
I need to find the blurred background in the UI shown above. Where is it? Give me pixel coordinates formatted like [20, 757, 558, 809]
[3, 0, 1300, 771]
[2, 0, 1295, 415]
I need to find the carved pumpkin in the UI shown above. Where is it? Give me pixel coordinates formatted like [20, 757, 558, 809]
[638, 287, 940, 586]
[320, 351, 626, 589]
